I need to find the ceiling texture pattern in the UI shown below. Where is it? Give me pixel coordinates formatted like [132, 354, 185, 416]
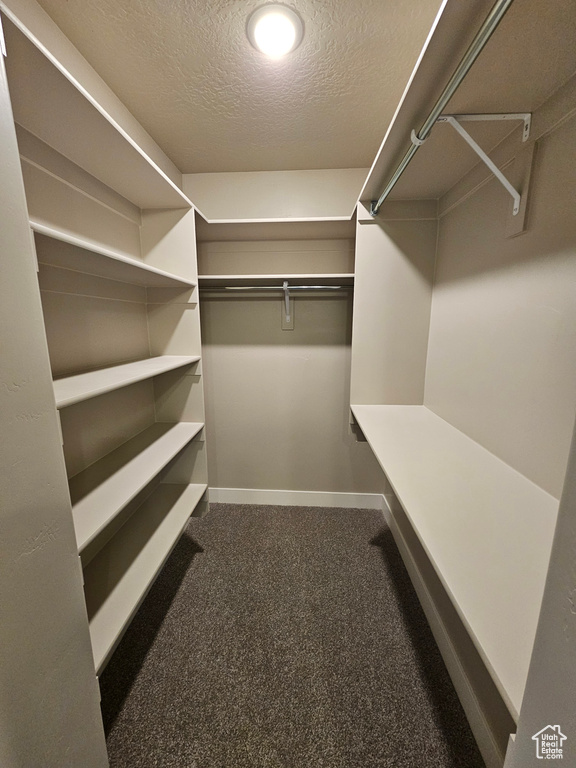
[34, 0, 443, 174]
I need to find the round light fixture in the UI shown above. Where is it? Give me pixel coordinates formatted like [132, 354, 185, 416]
[247, 4, 304, 59]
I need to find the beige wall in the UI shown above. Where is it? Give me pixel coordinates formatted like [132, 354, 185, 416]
[200, 265, 384, 493]
[350, 203, 437, 405]
[425, 115, 576, 498]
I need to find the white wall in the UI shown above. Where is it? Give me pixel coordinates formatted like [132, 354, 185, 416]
[199, 238, 384, 495]
[425, 115, 576, 498]
[350, 202, 438, 405]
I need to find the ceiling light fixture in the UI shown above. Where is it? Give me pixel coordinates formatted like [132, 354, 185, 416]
[247, 4, 304, 59]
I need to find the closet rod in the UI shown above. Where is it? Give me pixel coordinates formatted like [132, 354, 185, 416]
[370, 0, 515, 217]
[199, 285, 353, 292]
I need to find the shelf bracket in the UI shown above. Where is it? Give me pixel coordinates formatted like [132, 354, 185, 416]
[437, 113, 531, 216]
[283, 281, 291, 323]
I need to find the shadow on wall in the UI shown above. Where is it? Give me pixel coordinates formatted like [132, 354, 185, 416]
[99, 531, 204, 733]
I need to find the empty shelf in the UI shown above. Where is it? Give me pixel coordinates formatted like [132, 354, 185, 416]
[32, 224, 196, 288]
[4, 18, 192, 210]
[199, 273, 354, 287]
[70, 421, 204, 552]
[54, 355, 201, 408]
[351, 403, 559, 719]
[83, 482, 207, 673]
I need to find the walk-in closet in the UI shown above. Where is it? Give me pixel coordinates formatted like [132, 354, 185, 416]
[1, 0, 575, 766]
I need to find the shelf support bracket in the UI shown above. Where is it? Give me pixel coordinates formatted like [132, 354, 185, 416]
[437, 114, 531, 216]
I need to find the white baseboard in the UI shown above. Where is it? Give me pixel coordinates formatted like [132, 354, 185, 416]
[208, 487, 385, 509]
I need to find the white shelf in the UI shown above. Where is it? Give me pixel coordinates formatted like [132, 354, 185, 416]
[32, 223, 196, 288]
[83, 482, 207, 673]
[359, 0, 576, 204]
[199, 273, 354, 287]
[70, 421, 204, 552]
[54, 355, 200, 409]
[351, 403, 559, 719]
[3, 16, 192, 210]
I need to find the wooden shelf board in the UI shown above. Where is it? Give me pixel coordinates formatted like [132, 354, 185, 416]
[71, 421, 204, 552]
[83, 482, 207, 673]
[3, 17, 192, 210]
[54, 355, 200, 409]
[199, 274, 354, 287]
[351, 403, 558, 719]
[32, 223, 196, 288]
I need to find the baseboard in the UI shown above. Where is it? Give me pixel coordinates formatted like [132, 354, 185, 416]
[381, 493, 513, 768]
[207, 487, 384, 509]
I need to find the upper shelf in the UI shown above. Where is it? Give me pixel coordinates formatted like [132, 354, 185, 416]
[360, 0, 576, 204]
[32, 224, 196, 289]
[199, 274, 354, 287]
[2, 14, 193, 211]
[54, 355, 201, 409]
[351, 403, 558, 719]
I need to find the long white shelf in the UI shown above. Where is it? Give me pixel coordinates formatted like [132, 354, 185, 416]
[70, 421, 204, 553]
[2, 14, 192, 210]
[351, 403, 559, 719]
[54, 355, 200, 409]
[83, 482, 206, 673]
[199, 273, 354, 287]
[32, 223, 196, 288]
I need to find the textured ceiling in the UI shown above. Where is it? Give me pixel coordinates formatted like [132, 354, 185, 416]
[34, 0, 443, 174]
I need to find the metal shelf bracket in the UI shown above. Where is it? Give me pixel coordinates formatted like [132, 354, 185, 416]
[437, 113, 531, 215]
[283, 280, 291, 324]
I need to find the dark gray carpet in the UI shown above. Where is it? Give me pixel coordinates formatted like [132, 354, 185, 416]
[100, 504, 485, 767]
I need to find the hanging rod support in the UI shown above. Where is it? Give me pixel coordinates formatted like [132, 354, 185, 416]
[283, 280, 291, 324]
[370, 0, 516, 217]
[436, 112, 531, 142]
[441, 115, 522, 214]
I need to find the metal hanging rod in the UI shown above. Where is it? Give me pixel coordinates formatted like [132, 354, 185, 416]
[199, 285, 353, 292]
[370, 0, 516, 217]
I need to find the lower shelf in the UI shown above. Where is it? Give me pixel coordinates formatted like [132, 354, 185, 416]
[351, 403, 559, 720]
[70, 421, 204, 553]
[83, 482, 207, 674]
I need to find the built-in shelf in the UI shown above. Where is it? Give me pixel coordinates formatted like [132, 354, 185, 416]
[199, 274, 354, 287]
[351, 403, 559, 719]
[32, 223, 196, 288]
[3, 14, 192, 210]
[83, 482, 207, 673]
[359, 0, 576, 205]
[70, 421, 204, 552]
[54, 355, 201, 409]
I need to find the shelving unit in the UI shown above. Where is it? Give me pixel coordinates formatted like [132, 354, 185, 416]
[350, 2, 576, 765]
[199, 273, 354, 288]
[84, 482, 207, 673]
[70, 422, 204, 553]
[0, 1, 209, 712]
[351, 404, 558, 718]
[2, 10, 192, 210]
[32, 224, 197, 288]
[54, 356, 201, 408]
[359, 0, 576, 211]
